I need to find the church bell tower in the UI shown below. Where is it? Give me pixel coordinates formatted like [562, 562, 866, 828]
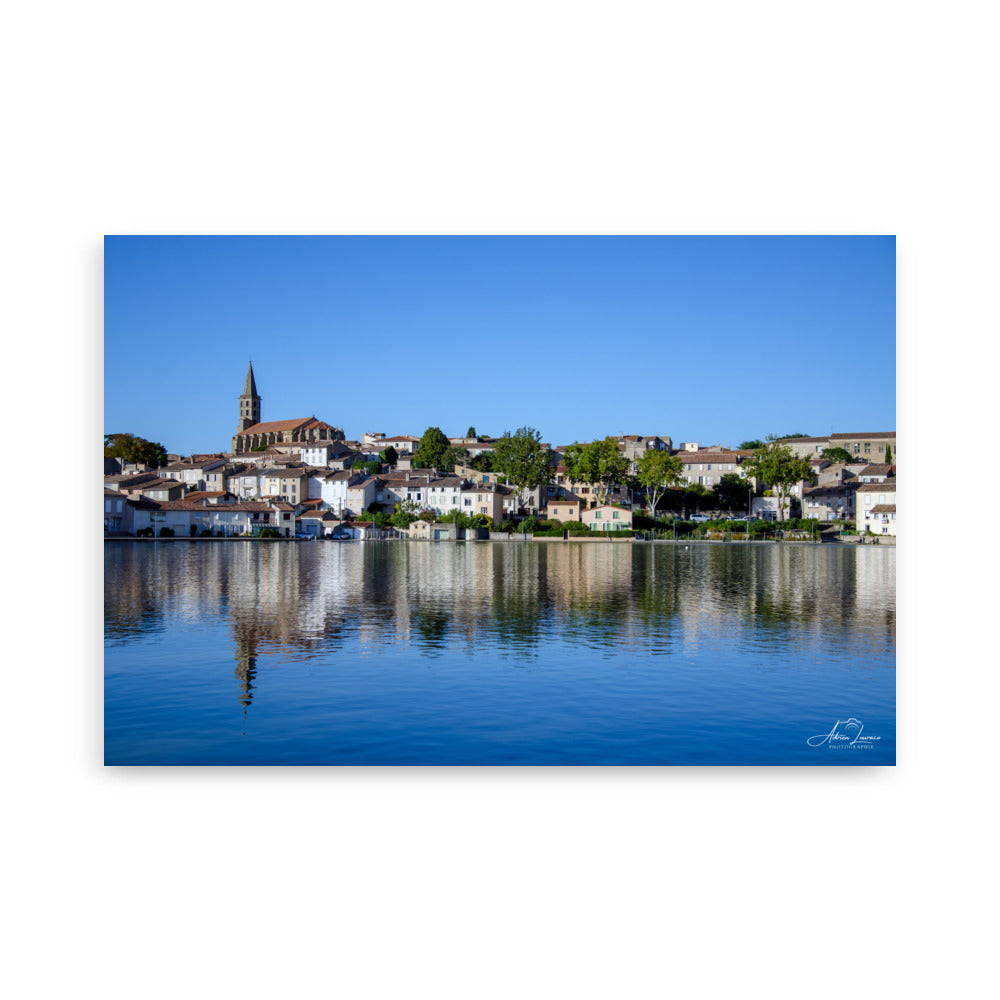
[238, 361, 261, 432]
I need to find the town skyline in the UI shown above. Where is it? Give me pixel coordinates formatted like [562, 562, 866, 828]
[104, 236, 895, 454]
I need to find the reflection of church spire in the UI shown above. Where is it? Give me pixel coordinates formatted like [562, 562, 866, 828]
[234, 653, 257, 717]
[233, 627, 260, 717]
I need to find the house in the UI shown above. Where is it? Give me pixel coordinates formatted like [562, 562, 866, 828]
[296, 510, 339, 538]
[857, 464, 895, 484]
[227, 467, 268, 499]
[133, 478, 187, 502]
[261, 466, 314, 505]
[801, 482, 859, 521]
[299, 441, 356, 467]
[381, 434, 420, 454]
[424, 476, 467, 517]
[551, 466, 628, 508]
[346, 477, 379, 516]
[546, 494, 583, 522]
[829, 431, 896, 464]
[676, 450, 752, 489]
[459, 484, 507, 524]
[405, 519, 459, 541]
[617, 435, 672, 474]
[310, 469, 362, 515]
[160, 459, 228, 492]
[104, 488, 136, 536]
[581, 505, 633, 531]
[856, 480, 897, 535]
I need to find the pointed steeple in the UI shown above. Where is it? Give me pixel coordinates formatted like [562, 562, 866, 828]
[243, 361, 258, 397]
[237, 362, 261, 434]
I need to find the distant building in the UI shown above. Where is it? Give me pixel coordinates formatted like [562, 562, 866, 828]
[230, 362, 345, 453]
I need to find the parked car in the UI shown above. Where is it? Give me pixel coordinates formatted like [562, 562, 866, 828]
[689, 514, 710, 523]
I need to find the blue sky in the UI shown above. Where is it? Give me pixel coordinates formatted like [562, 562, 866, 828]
[104, 236, 895, 453]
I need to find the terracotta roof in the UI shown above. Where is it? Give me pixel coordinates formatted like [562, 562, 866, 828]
[859, 464, 895, 476]
[869, 505, 896, 513]
[239, 417, 335, 435]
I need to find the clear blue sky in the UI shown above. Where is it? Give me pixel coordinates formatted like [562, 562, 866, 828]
[104, 236, 895, 454]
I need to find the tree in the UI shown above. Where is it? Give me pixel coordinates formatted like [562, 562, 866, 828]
[713, 472, 753, 511]
[741, 436, 815, 522]
[390, 499, 422, 529]
[685, 483, 710, 514]
[104, 433, 168, 469]
[412, 426, 451, 469]
[381, 445, 398, 466]
[466, 426, 476, 438]
[885, 444, 892, 463]
[820, 447, 854, 464]
[636, 449, 684, 518]
[738, 439, 763, 451]
[563, 437, 629, 505]
[491, 426, 554, 512]
[468, 452, 494, 473]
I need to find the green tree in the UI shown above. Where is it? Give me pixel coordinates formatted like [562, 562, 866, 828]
[468, 452, 494, 472]
[820, 447, 854, 464]
[636, 449, 684, 518]
[742, 436, 815, 522]
[491, 426, 554, 512]
[466, 426, 476, 438]
[389, 499, 422, 528]
[685, 483, 710, 515]
[738, 439, 763, 451]
[885, 444, 892, 463]
[104, 433, 168, 469]
[563, 437, 629, 505]
[381, 445, 398, 466]
[412, 427, 451, 469]
[713, 472, 753, 511]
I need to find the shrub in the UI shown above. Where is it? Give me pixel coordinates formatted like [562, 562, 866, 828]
[520, 516, 539, 533]
[564, 520, 591, 534]
[544, 518, 563, 531]
[499, 520, 515, 533]
[199, 529, 213, 537]
[257, 527, 280, 538]
[158, 526, 174, 537]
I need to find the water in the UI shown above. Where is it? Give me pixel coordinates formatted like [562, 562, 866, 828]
[104, 540, 895, 765]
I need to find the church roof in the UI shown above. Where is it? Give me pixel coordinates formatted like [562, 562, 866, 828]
[238, 417, 329, 435]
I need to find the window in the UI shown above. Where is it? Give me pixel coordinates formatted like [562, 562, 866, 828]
[595, 511, 602, 519]
[707, 464, 712, 471]
[464, 498, 472, 506]
[865, 495, 871, 505]
[612, 510, 619, 519]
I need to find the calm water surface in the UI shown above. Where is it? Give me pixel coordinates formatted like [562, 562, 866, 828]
[104, 541, 895, 765]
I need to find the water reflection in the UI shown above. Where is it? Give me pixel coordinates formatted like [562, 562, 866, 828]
[105, 540, 895, 717]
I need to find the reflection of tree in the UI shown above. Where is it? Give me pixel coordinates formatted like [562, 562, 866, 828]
[412, 607, 450, 654]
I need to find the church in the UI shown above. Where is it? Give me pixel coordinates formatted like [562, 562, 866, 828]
[231, 362, 345, 454]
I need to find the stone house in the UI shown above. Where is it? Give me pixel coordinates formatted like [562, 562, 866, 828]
[261, 467, 314, 505]
[856, 480, 897, 535]
[546, 495, 583, 522]
[857, 464, 895, 484]
[676, 451, 752, 489]
[460, 485, 507, 524]
[801, 482, 859, 521]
